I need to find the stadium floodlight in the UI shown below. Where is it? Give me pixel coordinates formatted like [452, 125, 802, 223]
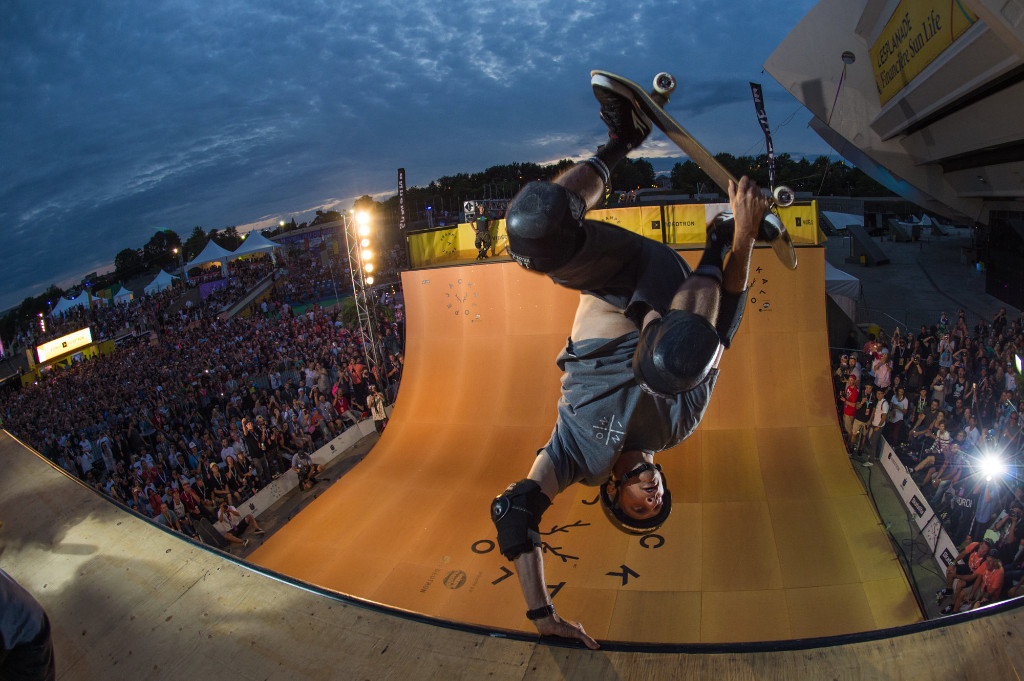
[978, 451, 1007, 481]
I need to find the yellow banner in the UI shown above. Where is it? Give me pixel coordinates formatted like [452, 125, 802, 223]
[661, 205, 710, 243]
[778, 201, 823, 245]
[870, 0, 978, 105]
[408, 202, 822, 267]
[408, 228, 460, 265]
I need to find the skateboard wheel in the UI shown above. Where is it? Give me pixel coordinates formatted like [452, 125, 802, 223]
[653, 72, 676, 96]
[773, 185, 795, 207]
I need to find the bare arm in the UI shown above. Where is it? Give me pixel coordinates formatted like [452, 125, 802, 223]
[507, 454, 599, 649]
[722, 177, 768, 295]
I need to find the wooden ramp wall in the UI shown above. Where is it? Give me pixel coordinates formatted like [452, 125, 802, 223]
[250, 247, 920, 643]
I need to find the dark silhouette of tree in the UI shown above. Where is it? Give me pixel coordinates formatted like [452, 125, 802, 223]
[611, 158, 656, 191]
[142, 230, 181, 269]
[183, 226, 207, 260]
[310, 210, 343, 226]
[669, 153, 894, 197]
[115, 248, 143, 277]
[212, 226, 242, 251]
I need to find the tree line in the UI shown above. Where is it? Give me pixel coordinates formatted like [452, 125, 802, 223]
[2, 152, 889, 343]
[354, 153, 891, 236]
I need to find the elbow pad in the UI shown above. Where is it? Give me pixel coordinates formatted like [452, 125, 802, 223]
[715, 289, 747, 348]
[490, 479, 552, 561]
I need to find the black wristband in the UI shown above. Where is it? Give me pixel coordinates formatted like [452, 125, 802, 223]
[526, 604, 555, 621]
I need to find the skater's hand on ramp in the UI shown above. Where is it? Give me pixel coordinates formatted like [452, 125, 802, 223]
[535, 613, 600, 650]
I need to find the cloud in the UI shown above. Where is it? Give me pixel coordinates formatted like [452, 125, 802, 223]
[0, 0, 825, 311]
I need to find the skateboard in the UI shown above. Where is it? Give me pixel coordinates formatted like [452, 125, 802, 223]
[591, 70, 798, 269]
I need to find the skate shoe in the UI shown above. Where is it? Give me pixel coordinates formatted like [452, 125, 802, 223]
[591, 73, 651, 151]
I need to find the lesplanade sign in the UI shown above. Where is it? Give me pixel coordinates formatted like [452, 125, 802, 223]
[870, 0, 978, 105]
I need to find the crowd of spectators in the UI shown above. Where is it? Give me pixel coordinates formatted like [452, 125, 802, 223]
[276, 251, 349, 306]
[272, 246, 409, 309]
[11, 287, 180, 353]
[4, 256, 405, 550]
[186, 257, 276, 313]
[833, 307, 1024, 613]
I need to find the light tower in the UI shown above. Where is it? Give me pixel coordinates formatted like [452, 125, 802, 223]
[342, 211, 389, 395]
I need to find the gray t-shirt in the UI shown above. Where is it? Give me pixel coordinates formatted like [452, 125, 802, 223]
[543, 333, 718, 491]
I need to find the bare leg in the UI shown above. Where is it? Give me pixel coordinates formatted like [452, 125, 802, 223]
[554, 163, 605, 211]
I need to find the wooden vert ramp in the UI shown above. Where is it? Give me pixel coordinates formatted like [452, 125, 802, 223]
[250, 247, 919, 643]
[2, 249, 1024, 679]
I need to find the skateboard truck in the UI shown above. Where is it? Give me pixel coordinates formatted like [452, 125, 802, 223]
[592, 70, 798, 269]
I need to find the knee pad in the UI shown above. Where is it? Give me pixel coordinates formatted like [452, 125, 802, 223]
[505, 182, 585, 272]
[633, 310, 719, 396]
[715, 289, 747, 349]
[490, 479, 552, 561]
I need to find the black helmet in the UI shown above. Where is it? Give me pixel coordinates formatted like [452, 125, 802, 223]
[599, 463, 672, 534]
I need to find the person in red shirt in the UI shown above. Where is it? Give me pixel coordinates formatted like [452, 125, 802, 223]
[842, 374, 859, 442]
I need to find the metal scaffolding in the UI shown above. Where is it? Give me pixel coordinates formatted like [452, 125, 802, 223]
[342, 212, 389, 396]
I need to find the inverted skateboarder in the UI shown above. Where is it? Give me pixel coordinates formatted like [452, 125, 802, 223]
[490, 73, 789, 648]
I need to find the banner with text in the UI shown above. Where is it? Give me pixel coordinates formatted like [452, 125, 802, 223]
[749, 82, 775, 189]
[398, 168, 408, 230]
[870, 0, 978, 105]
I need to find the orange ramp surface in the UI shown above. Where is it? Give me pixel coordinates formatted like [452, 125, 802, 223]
[250, 246, 922, 644]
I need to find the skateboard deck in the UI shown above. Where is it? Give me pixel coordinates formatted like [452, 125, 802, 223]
[591, 70, 797, 269]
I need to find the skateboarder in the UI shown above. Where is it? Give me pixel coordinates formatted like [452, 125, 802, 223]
[490, 74, 786, 649]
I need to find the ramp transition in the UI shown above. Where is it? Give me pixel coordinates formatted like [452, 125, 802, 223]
[250, 247, 918, 643]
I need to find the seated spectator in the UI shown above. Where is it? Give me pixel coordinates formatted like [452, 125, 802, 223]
[943, 552, 1004, 614]
[155, 502, 184, 534]
[291, 450, 323, 491]
[907, 399, 943, 460]
[937, 539, 992, 608]
[216, 502, 265, 547]
[911, 416, 951, 477]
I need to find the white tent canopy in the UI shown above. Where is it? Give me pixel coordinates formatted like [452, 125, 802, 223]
[231, 230, 281, 257]
[187, 239, 234, 269]
[144, 270, 177, 295]
[50, 295, 89, 317]
[825, 261, 861, 322]
[111, 285, 134, 304]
